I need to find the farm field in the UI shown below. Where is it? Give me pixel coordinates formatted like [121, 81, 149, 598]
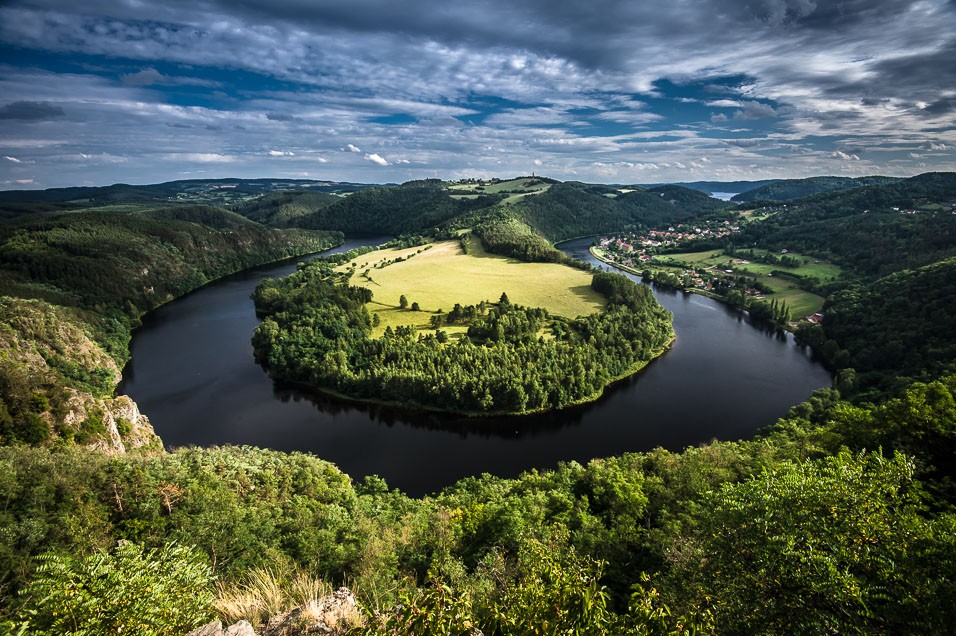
[339, 235, 604, 336]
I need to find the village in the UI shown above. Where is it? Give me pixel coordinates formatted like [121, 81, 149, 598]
[593, 218, 838, 329]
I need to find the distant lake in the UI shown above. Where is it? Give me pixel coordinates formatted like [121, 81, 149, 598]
[120, 237, 831, 497]
[709, 192, 738, 201]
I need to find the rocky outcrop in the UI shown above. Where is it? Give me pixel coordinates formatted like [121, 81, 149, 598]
[61, 391, 161, 454]
[0, 296, 163, 452]
[188, 588, 361, 636]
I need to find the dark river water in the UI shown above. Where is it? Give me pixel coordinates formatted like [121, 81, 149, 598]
[119, 237, 831, 496]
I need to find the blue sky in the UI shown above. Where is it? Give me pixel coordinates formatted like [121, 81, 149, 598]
[1, 0, 954, 188]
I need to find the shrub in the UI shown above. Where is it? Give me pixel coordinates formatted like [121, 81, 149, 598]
[15, 541, 214, 635]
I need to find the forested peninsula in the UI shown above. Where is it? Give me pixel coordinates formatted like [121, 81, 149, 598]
[252, 246, 673, 415]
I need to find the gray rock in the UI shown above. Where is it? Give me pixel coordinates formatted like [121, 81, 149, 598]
[224, 620, 259, 636]
[187, 621, 224, 636]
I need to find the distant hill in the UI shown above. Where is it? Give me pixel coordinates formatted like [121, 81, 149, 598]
[231, 191, 341, 227]
[732, 176, 903, 202]
[291, 179, 504, 234]
[739, 172, 956, 276]
[507, 181, 728, 243]
[640, 179, 780, 196]
[0, 178, 378, 218]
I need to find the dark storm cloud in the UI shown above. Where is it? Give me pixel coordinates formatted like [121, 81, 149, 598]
[923, 97, 956, 117]
[0, 100, 65, 120]
[0, 0, 952, 186]
[870, 41, 956, 100]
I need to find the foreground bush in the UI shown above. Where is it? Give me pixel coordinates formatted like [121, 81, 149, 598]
[12, 541, 214, 635]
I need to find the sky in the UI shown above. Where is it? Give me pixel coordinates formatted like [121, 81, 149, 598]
[0, 0, 954, 189]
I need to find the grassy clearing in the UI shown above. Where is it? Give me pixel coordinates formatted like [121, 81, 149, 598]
[339, 238, 604, 337]
[662, 248, 841, 281]
[449, 178, 552, 195]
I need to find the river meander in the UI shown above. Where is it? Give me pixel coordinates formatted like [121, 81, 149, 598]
[120, 236, 831, 496]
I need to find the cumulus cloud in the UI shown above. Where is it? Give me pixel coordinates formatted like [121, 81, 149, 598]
[4, 155, 23, 163]
[268, 150, 295, 156]
[832, 150, 861, 161]
[344, 144, 361, 153]
[364, 153, 388, 166]
[734, 102, 779, 120]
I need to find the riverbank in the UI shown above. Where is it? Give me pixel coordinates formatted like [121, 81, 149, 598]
[589, 245, 796, 332]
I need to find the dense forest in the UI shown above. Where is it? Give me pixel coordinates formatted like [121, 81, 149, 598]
[500, 182, 725, 243]
[3, 173, 956, 634]
[252, 261, 673, 414]
[231, 191, 342, 227]
[731, 175, 903, 202]
[291, 180, 503, 235]
[735, 173, 956, 276]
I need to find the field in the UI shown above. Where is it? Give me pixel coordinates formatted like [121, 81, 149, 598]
[651, 248, 841, 318]
[448, 177, 552, 204]
[339, 236, 604, 336]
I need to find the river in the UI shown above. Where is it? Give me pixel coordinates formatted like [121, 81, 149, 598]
[119, 236, 831, 496]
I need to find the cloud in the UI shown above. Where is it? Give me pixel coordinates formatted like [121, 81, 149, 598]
[121, 67, 219, 87]
[920, 96, 956, 117]
[268, 150, 295, 156]
[4, 155, 22, 163]
[0, 100, 65, 120]
[170, 153, 237, 163]
[734, 102, 778, 120]
[832, 150, 861, 161]
[364, 153, 388, 166]
[0, 0, 952, 186]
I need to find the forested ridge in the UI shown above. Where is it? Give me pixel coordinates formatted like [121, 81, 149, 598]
[0, 206, 342, 449]
[731, 175, 902, 202]
[3, 173, 956, 634]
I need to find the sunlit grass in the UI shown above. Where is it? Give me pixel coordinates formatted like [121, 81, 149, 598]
[340, 238, 604, 336]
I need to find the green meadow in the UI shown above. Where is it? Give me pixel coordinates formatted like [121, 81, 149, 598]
[339, 236, 604, 336]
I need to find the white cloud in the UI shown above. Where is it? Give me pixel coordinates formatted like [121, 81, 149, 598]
[3, 155, 22, 163]
[172, 153, 237, 163]
[268, 150, 295, 156]
[832, 150, 861, 161]
[364, 152, 388, 166]
[345, 144, 361, 153]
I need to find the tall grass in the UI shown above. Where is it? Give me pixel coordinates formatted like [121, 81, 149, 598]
[215, 567, 336, 627]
